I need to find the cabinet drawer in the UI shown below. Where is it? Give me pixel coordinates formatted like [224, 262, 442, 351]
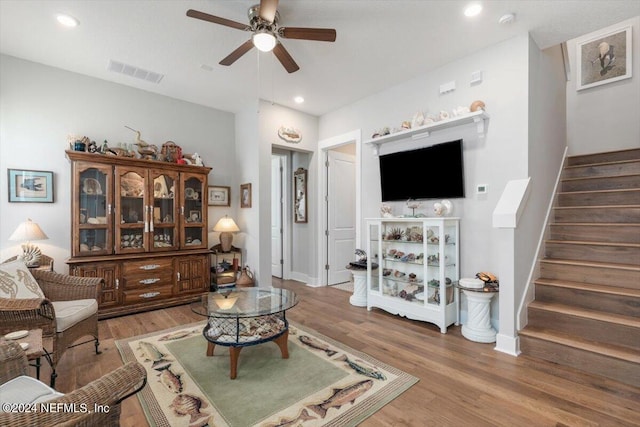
[123, 258, 173, 275]
[122, 271, 174, 289]
[123, 285, 173, 305]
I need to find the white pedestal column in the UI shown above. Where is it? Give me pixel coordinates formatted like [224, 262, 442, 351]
[349, 269, 368, 307]
[461, 290, 497, 343]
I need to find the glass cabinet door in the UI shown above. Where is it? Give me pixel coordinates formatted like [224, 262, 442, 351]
[74, 163, 112, 257]
[115, 166, 148, 254]
[367, 222, 381, 293]
[150, 169, 179, 251]
[180, 173, 206, 249]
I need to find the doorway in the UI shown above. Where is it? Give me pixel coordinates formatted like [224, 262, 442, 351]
[271, 151, 291, 279]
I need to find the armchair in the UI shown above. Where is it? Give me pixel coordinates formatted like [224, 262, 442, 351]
[0, 340, 147, 427]
[0, 262, 103, 387]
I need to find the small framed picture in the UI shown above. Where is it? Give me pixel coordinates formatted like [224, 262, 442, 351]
[208, 186, 230, 206]
[576, 25, 632, 91]
[8, 169, 54, 203]
[240, 183, 252, 208]
[188, 210, 201, 223]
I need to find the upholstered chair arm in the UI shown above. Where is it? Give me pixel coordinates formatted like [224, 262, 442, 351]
[0, 341, 28, 384]
[32, 270, 102, 302]
[0, 362, 147, 427]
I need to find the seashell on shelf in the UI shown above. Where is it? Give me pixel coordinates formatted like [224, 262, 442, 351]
[20, 244, 41, 266]
[411, 111, 424, 128]
[470, 100, 486, 112]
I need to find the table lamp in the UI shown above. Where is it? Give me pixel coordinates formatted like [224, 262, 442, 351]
[213, 215, 239, 252]
[9, 218, 49, 267]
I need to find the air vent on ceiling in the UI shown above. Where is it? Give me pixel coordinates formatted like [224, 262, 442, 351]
[107, 60, 164, 84]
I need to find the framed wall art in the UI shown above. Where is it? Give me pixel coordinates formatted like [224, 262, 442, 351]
[576, 25, 632, 91]
[240, 183, 252, 208]
[208, 186, 230, 206]
[294, 167, 307, 223]
[8, 169, 54, 203]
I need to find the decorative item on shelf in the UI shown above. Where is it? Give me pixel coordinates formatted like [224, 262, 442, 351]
[401, 121, 411, 130]
[371, 127, 390, 139]
[9, 219, 48, 267]
[424, 114, 435, 124]
[82, 178, 102, 195]
[125, 125, 158, 160]
[411, 111, 425, 128]
[236, 266, 254, 287]
[278, 126, 302, 143]
[433, 199, 453, 217]
[87, 140, 98, 153]
[406, 199, 421, 217]
[470, 100, 486, 112]
[476, 271, 499, 290]
[213, 215, 240, 252]
[438, 110, 450, 121]
[452, 106, 470, 117]
[380, 203, 393, 218]
[160, 141, 181, 162]
[192, 153, 204, 166]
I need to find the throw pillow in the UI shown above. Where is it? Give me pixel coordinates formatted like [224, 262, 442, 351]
[0, 259, 45, 300]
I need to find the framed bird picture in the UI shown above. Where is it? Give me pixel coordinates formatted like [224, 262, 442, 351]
[576, 25, 632, 91]
[8, 169, 54, 203]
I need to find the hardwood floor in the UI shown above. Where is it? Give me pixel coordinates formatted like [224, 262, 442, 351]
[48, 279, 640, 426]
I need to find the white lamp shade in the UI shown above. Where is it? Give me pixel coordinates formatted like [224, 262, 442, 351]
[9, 219, 48, 241]
[253, 31, 276, 52]
[213, 216, 240, 233]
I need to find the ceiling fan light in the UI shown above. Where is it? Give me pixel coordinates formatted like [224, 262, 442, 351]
[253, 31, 276, 52]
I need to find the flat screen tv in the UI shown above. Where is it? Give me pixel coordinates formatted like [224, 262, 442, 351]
[379, 139, 465, 202]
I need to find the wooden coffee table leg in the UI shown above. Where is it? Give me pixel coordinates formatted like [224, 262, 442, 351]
[206, 342, 215, 357]
[229, 346, 242, 379]
[273, 329, 289, 359]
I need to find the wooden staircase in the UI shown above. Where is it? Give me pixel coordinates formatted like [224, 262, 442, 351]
[519, 148, 640, 387]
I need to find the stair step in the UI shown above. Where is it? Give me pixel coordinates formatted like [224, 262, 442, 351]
[519, 326, 640, 387]
[557, 188, 640, 206]
[549, 223, 640, 243]
[563, 159, 640, 179]
[545, 240, 640, 265]
[561, 174, 639, 192]
[527, 301, 640, 349]
[553, 205, 640, 223]
[567, 148, 640, 166]
[534, 278, 640, 317]
[539, 258, 640, 289]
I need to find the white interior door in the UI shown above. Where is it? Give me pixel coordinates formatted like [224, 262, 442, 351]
[271, 155, 283, 278]
[327, 149, 356, 285]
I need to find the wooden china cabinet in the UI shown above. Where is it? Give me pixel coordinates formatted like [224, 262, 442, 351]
[66, 151, 211, 319]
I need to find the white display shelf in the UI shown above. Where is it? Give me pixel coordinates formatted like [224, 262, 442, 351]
[364, 110, 489, 155]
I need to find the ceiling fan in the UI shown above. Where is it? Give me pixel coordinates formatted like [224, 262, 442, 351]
[186, 0, 336, 73]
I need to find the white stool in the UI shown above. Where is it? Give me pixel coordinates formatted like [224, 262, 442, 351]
[349, 269, 368, 307]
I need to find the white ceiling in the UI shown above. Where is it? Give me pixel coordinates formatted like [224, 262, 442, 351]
[1, 1, 638, 116]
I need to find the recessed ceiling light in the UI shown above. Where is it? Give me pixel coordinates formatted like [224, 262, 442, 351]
[56, 13, 79, 27]
[294, 96, 304, 104]
[464, 3, 482, 17]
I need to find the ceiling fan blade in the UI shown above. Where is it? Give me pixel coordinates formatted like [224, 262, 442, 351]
[273, 43, 299, 73]
[280, 27, 337, 42]
[259, 0, 279, 23]
[186, 9, 250, 31]
[219, 40, 255, 66]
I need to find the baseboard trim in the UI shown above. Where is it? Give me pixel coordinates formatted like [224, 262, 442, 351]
[495, 333, 520, 356]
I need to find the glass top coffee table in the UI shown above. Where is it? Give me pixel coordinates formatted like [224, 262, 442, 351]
[191, 287, 298, 379]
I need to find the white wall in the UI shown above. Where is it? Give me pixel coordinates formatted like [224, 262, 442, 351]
[0, 55, 235, 271]
[319, 35, 532, 300]
[566, 16, 640, 155]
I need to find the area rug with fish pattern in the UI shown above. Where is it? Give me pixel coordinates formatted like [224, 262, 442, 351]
[116, 321, 418, 427]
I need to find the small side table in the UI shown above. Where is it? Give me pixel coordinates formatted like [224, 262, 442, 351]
[2, 329, 49, 380]
[346, 262, 377, 307]
[458, 284, 499, 343]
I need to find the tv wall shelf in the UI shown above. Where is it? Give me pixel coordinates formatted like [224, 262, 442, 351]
[364, 110, 489, 155]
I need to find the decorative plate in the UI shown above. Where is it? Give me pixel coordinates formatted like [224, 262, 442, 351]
[278, 126, 302, 143]
[83, 178, 102, 195]
[184, 188, 195, 199]
[5, 330, 29, 340]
